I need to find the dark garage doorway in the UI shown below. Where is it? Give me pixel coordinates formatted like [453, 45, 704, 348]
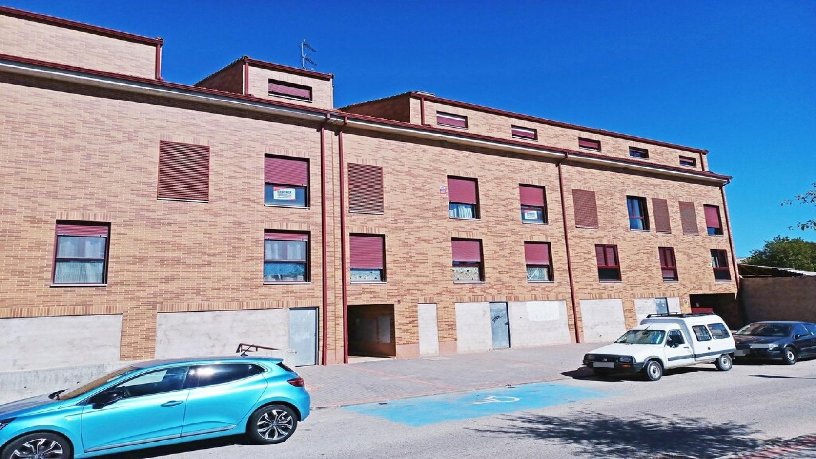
[348, 304, 396, 357]
[690, 293, 740, 328]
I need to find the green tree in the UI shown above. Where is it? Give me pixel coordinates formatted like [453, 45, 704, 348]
[744, 236, 816, 271]
[785, 182, 816, 231]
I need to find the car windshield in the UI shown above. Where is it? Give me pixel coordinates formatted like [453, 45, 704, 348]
[735, 323, 792, 337]
[615, 329, 666, 345]
[57, 366, 137, 400]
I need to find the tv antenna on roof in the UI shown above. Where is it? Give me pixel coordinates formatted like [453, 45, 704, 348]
[301, 39, 317, 70]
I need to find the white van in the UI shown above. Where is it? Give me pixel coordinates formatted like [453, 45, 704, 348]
[582, 313, 736, 381]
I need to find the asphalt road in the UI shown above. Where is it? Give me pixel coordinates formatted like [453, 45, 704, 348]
[107, 357, 816, 459]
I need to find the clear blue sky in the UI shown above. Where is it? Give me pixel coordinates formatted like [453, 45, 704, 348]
[6, 0, 815, 256]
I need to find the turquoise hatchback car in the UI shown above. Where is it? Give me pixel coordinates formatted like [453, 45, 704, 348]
[0, 356, 310, 459]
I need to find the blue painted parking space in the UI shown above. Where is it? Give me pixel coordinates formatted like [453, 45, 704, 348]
[344, 382, 607, 427]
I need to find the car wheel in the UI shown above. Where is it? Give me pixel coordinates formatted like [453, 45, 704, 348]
[715, 354, 733, 371]
[1, 432, 73, 459]
[247, 404, 298, 444]
[783, 347, 798, 365]
[644, 360, 663, 381]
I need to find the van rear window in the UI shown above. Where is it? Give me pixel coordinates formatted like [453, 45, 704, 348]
[707, 323, 730, 339]
[692, 325, 712, 341]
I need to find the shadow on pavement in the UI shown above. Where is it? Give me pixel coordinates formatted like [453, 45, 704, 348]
[97, 435, 243, 458]
[751, 374, 816, 380]
[561, 365, 716, 382]
[471, 410, 772, 459]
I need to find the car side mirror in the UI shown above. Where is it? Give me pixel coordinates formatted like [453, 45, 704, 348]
[91, 390, 124, 409]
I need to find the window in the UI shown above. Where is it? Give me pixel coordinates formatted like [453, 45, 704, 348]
[708, 323, 730, 339]
[348, 163, 384, 214]
[350, 234, 386, 282]
[667, 329, 685, 345]
[268, 79, 312, 101]
[186, 364, 265, 388]
[627, 196, 650, 230]
[265, 156, 309, 207]
[595, 244, 621, 281]
[519, 185, 547, 224]
[112, 366, 188, 398]
[451, 238, 483, 282]
[793, 324, 810, 338]
[656, 297, 670, 315]
[448, 176, 479, 219]
[157, 141, 210, 202]
[711, 249, 731, 281]
[511, 125, 537, 140]
[679, 155, 697, 167]
[525, 242, 552, 282]
[53, 222, 110, 285]
[629, 147, 649, 159]
[658, 247, 678, 281]
[572, 189, 599, 228]
[264, 231, 309, 282]
[578, 137, 601, 151]
[679, 201, 699, 235]
[692, 325, 712, 342]
[652, 198, 671, 233]
[436, 112, 468, 128]
[704, 205, 723, 236]
[806, 323, 816, 335]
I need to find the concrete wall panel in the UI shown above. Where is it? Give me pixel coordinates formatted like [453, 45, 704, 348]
[418, 303, 440, 355]
[580, 299, 626, 342]
[155, 309, 288, 360]
[454, 302, 492, 353]
[0, 315, 122, 370]
[508, 301, 571, 347]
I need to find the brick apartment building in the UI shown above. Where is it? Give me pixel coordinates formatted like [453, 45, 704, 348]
[0, 6, 738, 369]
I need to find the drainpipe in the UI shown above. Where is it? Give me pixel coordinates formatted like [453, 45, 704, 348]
[154, 40, 163, 80]
[338, 116, 350, 363]
[720, 182, 739, 292]
[557, 154, 581, 343]
[242, 57, 249, 96]
[319, 114, 330, 365]
[419, 94, 426, 126]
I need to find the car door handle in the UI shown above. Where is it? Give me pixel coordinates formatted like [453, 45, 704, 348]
[161, 400, 184, 407]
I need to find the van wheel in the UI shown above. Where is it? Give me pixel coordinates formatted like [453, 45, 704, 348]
[783, 347, 798, 365]
[644, 360, 663, 381]
[715, 354, 733, 371]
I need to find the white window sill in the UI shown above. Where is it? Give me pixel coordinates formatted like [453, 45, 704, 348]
[528, 280, 554, 284]
[350, 281, 387, 285]
[599, 280, 623, 284]
[51, 283, 107, 288]
[629, 229, 651, 233]
[264, 281, 311, 285]
[264, 204, 310, 210]
[449, 217, 479, 221]
[453, 281, 485, 284]
[522, 221, 549, 225]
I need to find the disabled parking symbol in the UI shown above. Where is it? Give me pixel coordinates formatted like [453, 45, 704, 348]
[472, 395, 520, 405]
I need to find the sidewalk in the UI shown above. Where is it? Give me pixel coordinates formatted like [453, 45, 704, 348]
[297, 343, 598, 408]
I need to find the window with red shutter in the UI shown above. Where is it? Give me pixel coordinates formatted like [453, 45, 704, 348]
[578, 137, 601, 151]
[595, 244, 621, 281]
[572, 189, 599, 228]
[679, 201, 699, 235]
[704, 205, 723, 236]
[652, 198, 671, 233]
[524, 242, 552, 282]
[265, 155, 309, 207]
[436, 112, 468, 129]
[350, 234, 386, 282]
[157, 141, 210, 202]
[53, 222, 110, 285]
[711, 249, 731, 281]
[268, 79, 312, 101]
[451, 238, 483, 282]
[448, 176, 479, 219]
[264, 231, 309, 282]
[658, 247, 678, 281]
[511, 125, 537, 140]
[519, 185, 547, 224]
[348, 164, 384, 214]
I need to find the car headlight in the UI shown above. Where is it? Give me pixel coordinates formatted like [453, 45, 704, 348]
[767, 343, 779, 350]
[618, 356, 634, 363]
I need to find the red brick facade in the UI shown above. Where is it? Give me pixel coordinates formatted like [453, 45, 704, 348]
[0, 7, 737, 367]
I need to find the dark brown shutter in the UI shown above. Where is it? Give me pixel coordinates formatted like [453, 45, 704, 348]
[652, 198, 671, 233]
[350, 235, 385, 269]
[157, 141, 210, 201]
[704, 205, 722, 229]
[55, 223, 108, 237]
[265, 156, 309, 186]
[572, 189, 598, 228]
[679, 201, 699, 234]
[451, 239, 482, 262]
[348, 163, 384, 214]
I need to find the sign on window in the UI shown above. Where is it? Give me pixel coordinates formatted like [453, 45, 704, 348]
[273, 187, 297, 201]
